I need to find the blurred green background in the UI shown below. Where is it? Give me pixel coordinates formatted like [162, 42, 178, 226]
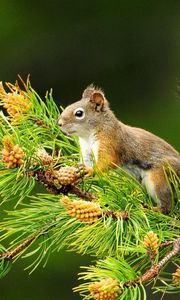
[0, 1, 179, 299]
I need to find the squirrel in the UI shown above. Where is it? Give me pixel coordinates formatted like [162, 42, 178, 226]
[58, 84, 180, 214]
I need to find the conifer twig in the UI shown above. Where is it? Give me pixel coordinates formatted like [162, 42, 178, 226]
[0, 206, 129, 262]
[0, 235, 36, 260]
[142, 236, 180, 282]
[35, 169, 96, 201]
[103, 210, 129, 220]
[159, 240, 173, 249]
[70, 185, 96, 201]
[0, 218, 58, 260]
[125, 236, 180, 287]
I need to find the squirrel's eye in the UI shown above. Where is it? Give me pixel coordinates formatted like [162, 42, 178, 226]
[74, 108, 85, 120]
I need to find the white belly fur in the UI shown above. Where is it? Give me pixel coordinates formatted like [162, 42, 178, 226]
[141, 170, 158, 204]
[79, 134, 99, 167]
[78, 137, 160, 205]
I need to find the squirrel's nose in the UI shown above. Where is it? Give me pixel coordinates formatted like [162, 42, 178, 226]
[57, 118, 63, 127]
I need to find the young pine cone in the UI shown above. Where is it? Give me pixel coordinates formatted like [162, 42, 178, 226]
[62, 196, 102, 223]
[2, 143, 25, 169]
[89, 278, 121, 300]
[172, 267, 180, 286]
[143, 231, 159, 254]
[56, 166, 81, 185]
[0, 82, 32, 119]
[36, 149, 53, 166]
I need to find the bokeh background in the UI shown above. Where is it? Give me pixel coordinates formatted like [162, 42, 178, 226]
[0, 1, 180, 299]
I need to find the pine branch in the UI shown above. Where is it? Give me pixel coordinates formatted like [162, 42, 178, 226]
[0, 197, 129, 264]
[0, 77, 179, 299]
[75, 235, 180, 299]
[0, 235, 37, 260]
[128, 236, 180, 284]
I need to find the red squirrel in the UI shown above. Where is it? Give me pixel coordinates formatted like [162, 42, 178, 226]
[58, 85, 180, 214]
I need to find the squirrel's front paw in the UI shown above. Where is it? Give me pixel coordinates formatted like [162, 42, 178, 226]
[152, 206, 170, 215]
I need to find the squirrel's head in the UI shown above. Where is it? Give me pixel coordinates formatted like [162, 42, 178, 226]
[57, 85, 109, 137]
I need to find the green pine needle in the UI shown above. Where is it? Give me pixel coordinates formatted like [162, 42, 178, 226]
[0, 79, 179, 299]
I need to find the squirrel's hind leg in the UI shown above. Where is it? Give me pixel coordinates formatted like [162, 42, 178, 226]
[141, 167, 173, 214]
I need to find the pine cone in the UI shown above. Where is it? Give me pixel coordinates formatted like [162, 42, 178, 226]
[143, 231, 159, 254]
[2, 137, 25, 169]
[62, 196, 102, 223]
[172, 267, 180, 286]
[89, 278, 121, 300]
[36, 149, 53, 166]
[56, 166, 80, 185]
[0, 82, 32, 119]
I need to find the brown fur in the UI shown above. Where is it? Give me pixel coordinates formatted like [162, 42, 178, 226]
[58, 85, 180, 213]
[96, 131, 121, 170]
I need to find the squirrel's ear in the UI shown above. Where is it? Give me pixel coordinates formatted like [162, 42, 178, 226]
[82, 84, 95, 99]
[90, 91, 105, 112]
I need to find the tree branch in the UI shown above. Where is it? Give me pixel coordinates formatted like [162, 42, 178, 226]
[0, 235, 37, 260]
[125, 236, 180, 288]
[35, 169, 96, 201]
